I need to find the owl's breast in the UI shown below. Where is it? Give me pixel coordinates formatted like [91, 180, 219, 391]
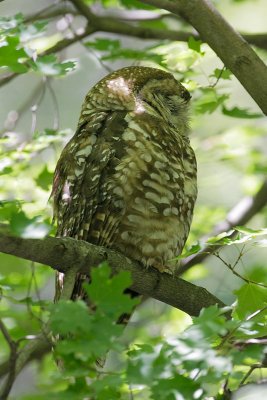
[106, 112, 197, 273]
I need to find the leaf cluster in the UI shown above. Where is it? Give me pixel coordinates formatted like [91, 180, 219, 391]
[20, 267, 267, 399]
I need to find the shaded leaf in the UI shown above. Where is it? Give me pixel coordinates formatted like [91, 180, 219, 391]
[212, 67, 232, 80]
[86, 263, 139, 319]
[49, 300, 90, 335]
[0, 200, 22, 221]
[195, 88, 229, 114]
[9, 211, 51, 238]
[85, 38, 120, 51]
[188, 36, 203, 54]
[35, 165, 53, 191]
[120, 0, 156, 9]
[222, 106, 263, 119]
[151, 375, 201, 400]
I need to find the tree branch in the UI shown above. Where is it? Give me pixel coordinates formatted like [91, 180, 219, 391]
[1, 174, 265, 391]
[0, 27, 95, 89]
[0, 334, 50, 380]
[141, 0, 267, 115]
[0, 234, 224, 317]
[180, 179, 267, 274]
[1, 1, 267, 89]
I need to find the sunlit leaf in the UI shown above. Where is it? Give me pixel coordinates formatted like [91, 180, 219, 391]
[31, 55, 76, 76]
[234, 283, 267, 319]
[0, 36, 29, 73]
[176, 243, 202, 259]
[235, 226, 267, 236]
[0, 13, 24, 33]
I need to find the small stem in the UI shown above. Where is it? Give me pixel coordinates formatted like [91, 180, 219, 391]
[0, 320, 18, 399]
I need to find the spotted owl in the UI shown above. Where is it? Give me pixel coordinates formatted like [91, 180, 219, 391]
[52, 66, 197, 299]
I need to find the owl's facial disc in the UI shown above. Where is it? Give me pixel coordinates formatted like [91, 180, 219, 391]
[139, 78, 191, 132]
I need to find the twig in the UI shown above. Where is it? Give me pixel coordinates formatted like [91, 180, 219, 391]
[30, 77, 47, 135]
[25, 4, 78, 23]
[0, 320, 18, 400]
[239, 363, 263, 386]
[46, 78, 60, 131]
[0, 333, 50, 380]
[180, 179, 267, 274]
[214, 250, 267, 289]
[0, 80, 45, 136]
[209, 66, 227, 88]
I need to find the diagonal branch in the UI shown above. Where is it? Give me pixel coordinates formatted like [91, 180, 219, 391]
[0, 27, 95, 89]
[1, 1, 267, 89]
[0, 234, 225, 317]
[141, 0, 267, 115]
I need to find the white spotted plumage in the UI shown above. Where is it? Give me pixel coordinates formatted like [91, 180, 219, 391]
[52, 66, 197, 299]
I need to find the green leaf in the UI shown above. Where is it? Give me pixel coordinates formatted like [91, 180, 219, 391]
[222, 106, 263, 119]
[235, 226, 267, 236]
[85, 38, 120, 51]
[9, 211, 51, 238]
[0, 200, 22, 222]
[139, 18, 168, 30]
[176, 243, 202, 259]
[234, 283, 267, 319]
[191, 305, 229, 338]
[207, 227, 267, 247]
[119, 0, 156, 9]
[49, 300, 90, 335]
[18, 20, 48, 42]
[0, 13, 24, 33]
[86, 263, 139, 319]
[206, 230, 235, 244]
[151, 375, 201, 400]
[31, 55, 76, 76]
[102, 47, 163, 63]
[212, 68, 232, 80]
[195, 88, 229, 114]
[0, 36, 28, 73]
[188, 36, 203, 54]
[85, 38, 163, 63]
[35, 165, 53, 191]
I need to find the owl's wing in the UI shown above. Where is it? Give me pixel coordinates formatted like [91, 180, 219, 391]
[52, 110, 127, 247]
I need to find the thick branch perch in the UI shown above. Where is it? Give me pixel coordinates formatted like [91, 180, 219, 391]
[142, 0, 267, 115]
[0, 234, 224, 316]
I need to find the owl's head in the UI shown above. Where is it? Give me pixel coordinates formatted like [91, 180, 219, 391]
[84, 66, 191, 132]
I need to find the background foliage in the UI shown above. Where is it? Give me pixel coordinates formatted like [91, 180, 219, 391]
[0, 0, 267, 399]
